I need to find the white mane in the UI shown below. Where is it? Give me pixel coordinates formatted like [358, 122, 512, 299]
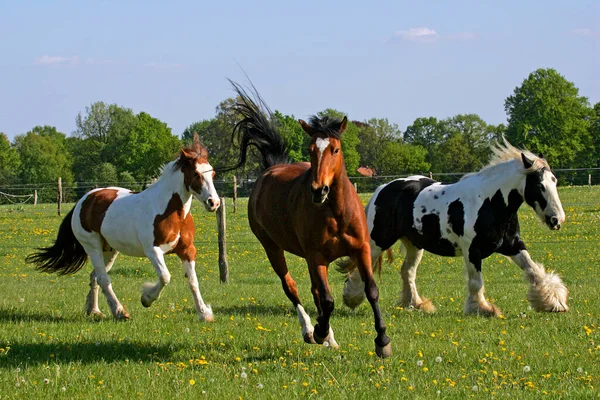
[461, 138, 549, 181]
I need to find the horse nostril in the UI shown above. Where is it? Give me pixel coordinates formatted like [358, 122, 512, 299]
[322, 185, 329, 195]
[207, 198, 214, 208]
[550, 216, 559, 226]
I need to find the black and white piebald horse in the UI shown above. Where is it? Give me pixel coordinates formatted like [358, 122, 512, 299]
[339, 140, 568, 316]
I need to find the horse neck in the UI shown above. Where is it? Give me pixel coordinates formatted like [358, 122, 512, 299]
[463, 159, 526, 200]
[149, 162, 193, 208]
[327, 161, 354, 212]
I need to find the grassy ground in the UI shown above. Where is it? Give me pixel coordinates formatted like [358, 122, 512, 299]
[0, 186, 599, 399]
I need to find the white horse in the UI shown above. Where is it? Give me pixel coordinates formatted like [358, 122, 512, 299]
[339, 140, 568, 316]
[27, 135, 220, 321]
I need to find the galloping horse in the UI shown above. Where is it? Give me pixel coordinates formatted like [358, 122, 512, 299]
[227, 82, 391, 357]
[339, 140, 568, 316]
[26, 135, 220, 321]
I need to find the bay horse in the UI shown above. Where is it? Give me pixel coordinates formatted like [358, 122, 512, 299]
[226, 81, 391, 357]
[26, 135, 220, 321]
[339, 140, 568, 316]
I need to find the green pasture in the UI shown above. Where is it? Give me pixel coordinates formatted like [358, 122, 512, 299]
[0, 187, 599, 399]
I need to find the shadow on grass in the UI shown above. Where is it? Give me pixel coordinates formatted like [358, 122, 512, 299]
[212, 304, 368, 318]
[0, 308, 79, 324]
[0, 341, 179, 368]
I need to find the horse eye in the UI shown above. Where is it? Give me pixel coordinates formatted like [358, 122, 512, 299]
[333, 148, 340, 155]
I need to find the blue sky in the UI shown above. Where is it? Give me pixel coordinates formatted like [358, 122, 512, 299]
[1, 0, 598, 141]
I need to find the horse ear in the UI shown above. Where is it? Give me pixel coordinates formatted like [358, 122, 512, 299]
[298, 119, 315, 136]
[521, 153, 535, 169]
[181, 148, 195, 160]
[338, 116, 348, 134]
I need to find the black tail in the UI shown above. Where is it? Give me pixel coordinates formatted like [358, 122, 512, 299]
[224, 79, 289, 171]
[25, 208, 88, 276]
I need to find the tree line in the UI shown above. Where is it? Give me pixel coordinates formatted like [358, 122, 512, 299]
[1, 68, 599, 195]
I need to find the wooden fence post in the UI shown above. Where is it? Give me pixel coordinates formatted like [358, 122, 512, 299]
[57, 177, 62, 216]
[354, 182, 357, 192]
[34, 190, 37, 206]
[429, 171, 433, 179]
[216, 197, 229, 283]
[233, 175, 237, 214]
[589, 174, 592, 187]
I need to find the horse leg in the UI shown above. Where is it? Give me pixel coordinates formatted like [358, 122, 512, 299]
[141, 247, 171, 308]
[398, 239, 435, 312]
[354, 245, 391, 358]
[463, 255, 501, 317]
[265, 246, 316, 344]
[510, 250, 568, 312]
[87, 249, 129, 320]
[342, 241, 382, 309]
[309, 261, 339, 349]
[177, 243, 214, 322]
[85, 250, 118, 318]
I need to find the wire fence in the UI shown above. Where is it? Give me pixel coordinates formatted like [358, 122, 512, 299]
[1, 168, 600, 205]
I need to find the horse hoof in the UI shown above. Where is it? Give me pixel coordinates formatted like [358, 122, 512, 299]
[141, 295, 152, 308]
[313, 325, 327, 344]
[87, 310, 105, 319]
[303, 331, 316, 344]
[376, 342, 392, 358]
[115, 307, 130, 321]
[417, 297, 437, 313]
[200, 314, 215, 322]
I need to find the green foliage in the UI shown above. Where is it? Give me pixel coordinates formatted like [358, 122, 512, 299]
[13, 126, 73, 184]
[505, 68, 593, 168]
[72, 102, 180, 182]
[0, 133, 20, 185]
[93, 163, 119, 186]
[118, 171, 138, 190]
[356, 118, 402, 171]
[377, 142, 430, 175]
[274, 111, 309, 163]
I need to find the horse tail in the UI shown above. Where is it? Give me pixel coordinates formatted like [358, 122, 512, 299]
[335, 248, 395, 277]
[225, 79, 289, 171]
[25, 208, 88, 276]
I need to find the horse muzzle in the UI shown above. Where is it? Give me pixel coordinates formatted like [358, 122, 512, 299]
[204, 197, 220, 212]
[545, 215, 561, 230]
[311, 185, 329, 204]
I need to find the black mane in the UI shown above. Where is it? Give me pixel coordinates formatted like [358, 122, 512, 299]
[307, 116, 344, 139]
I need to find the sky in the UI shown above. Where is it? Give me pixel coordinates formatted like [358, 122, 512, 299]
[0, 0, 598, 141]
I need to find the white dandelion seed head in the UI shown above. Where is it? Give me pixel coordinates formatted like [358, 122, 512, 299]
[61, 387, 66, 392]
[44, 378, 50, 384]
[240, 372, 248, 379]
[577, 367, 583, 373]
[472, 385, 479, 392]
[202, 390, 206, 394]
[416, 360, 424, 367]
[435, 356, 443, 363]
[241, 366, 246, 371]
[256, 383, 264, 389]
[16, 368, 20, 372]
[523, 365, 531, 373]
[19, 298, 25, 303]
[185, 328, 190, 333]
[15, 382, 20, 388]
[436, 390, 441, 396]
[323, 341, 329, 348]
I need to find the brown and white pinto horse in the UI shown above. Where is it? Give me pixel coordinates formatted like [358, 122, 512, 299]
[227, 82, 391, 357]
[26, 135, 220, 321]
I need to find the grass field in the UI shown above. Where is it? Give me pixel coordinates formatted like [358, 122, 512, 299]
[0, 186, 599, 399]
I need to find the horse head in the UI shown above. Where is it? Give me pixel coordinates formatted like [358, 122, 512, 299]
[299, 116, 347, 204]
[521, 153, 565, 230]
[176, 133, 220, 212]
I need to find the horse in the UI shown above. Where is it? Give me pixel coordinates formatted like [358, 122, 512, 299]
[339, 140, 568, 317]
[226, 81, 391, 358]
[26, 135, 220, 322]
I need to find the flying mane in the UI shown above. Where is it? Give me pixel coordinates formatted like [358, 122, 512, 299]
[461, 138, 549, 181]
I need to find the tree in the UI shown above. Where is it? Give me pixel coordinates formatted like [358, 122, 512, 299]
[13, 126, 73, 184]
[0, 133, 20, 185]
[377, 142, 430, 175]
[274, 111, 309, 163]
[357, 118, 402, 170]
[505, 68, 593, 168]
[589, 102, 600, 167]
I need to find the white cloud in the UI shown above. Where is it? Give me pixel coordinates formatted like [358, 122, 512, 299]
[394, 27, 438, 42]
[572, 28, 599, 37]
[34, 55, 80, 66]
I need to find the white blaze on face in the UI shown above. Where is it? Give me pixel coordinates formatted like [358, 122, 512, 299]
[195, 162, 219, 203]
[315, 137, 330, 163]
[543, 170, 566, 224]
